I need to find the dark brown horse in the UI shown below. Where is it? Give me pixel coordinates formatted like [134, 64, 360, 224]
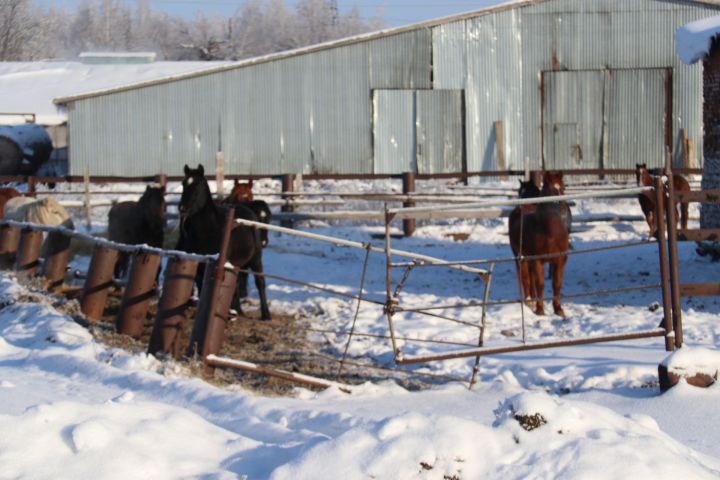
[509, 179, 541, 304]
[0, 188, 21, 219]
[178, 164, 270, 320]
[108, 185, 166, 279]
[509, 171, 570, 317]
[635, 163, 690, 236]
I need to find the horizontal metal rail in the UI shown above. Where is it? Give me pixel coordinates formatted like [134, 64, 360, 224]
[205, 354, 352, 393]
[0, 220, 217, 263]
[395, 328, 667, 365]
[233, 217, 489, 277]
[304, 326, 479, 348]
[388, 186, 653, 217]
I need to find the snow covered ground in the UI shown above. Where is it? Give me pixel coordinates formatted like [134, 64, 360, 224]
[2, 178, 720, 479]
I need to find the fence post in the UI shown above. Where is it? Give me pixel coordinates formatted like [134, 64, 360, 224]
[201, 265, 238, 375]
[402, 171, 416, 237]
[27, 176, 37, 198]
[664, 169, 683, 349]
[83, 166, 91, 230]
[0, 225, 20, 269]
[116, 249, 162, 339]
[43, 230, 71, 293]
[281, 173, 296, 228]
[15, 229, 43, 275]
[80, 245, 119, 321]
[654, 176, 674, 352]
[148, 257, 198, 358]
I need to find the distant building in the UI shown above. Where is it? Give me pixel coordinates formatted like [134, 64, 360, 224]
[54, 0, 720, 178]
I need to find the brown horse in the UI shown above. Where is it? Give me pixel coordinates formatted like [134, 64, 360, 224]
[509, 171, 570, 317]
[509, 179, 542, 305]
[0, 188, 21, 219]
[225, 179, 254, 203]
[635, 163, 690, 236]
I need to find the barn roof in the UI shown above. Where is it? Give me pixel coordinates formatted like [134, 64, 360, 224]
[54, 0, 720, 105]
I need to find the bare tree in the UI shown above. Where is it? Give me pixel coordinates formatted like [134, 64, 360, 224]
[0, 0, 37, 60]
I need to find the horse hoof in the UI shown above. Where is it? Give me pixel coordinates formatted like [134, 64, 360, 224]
[534, 308, 545, 316]
[554, 309, 566, 318]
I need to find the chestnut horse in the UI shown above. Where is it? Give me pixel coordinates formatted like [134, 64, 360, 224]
[509, 179, 542, 304]
[226, 179, 254, 202]
[509, 171, 570, 317]
[635, 163, 689, 236]
[0, 188, 21, 219]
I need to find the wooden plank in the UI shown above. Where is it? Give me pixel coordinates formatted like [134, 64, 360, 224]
[495, 121, 507, 180]
[677, 228, 720, 242]
[680, 283, 720, 297]
[675, 189, 720, 204]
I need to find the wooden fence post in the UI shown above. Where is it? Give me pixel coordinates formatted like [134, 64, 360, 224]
[83, 166, 91, 230]
[402, 171, 416, 237]
[281, 173, 296, 228]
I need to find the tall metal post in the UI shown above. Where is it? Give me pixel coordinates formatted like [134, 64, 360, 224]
[15, 229, 43, 275]
[80, 245, 119, 321]
[402, 171, 416, 237]
[281, 173, 296, 228]
[43, 231, 71, 292]
[384, 203, 400, 358]
[664, 171, 683, 348]
[0, 225, 20, 269]
[116, 250, 162, 338]
[653, 176, 674, 352]
[149, 257, 198, 358]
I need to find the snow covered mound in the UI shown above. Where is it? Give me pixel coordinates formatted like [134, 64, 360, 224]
[676, 15, 720, 64]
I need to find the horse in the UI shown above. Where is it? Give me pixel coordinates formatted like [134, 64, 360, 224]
[4, 196, 74, 229]
[0, 188, 21, 219]
[509, 172, 570, 317]
[509, 179, 542, 304]
[226, 179, 254, 202]
[635, 163, 690, 236]
[108, 185, 166, 279]
[177, 164, 271, 320]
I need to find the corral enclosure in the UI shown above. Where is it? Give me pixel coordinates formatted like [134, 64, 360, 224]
[56, 0, 719, 178]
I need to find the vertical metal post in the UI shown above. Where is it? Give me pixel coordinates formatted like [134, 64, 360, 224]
[43, 231, 71, 292]
[281, 173, 295, 228]
[664, 170, 683, 348]
[80, 245, 119, 321]
[196, 208, 235, 375]
[15, 229, 43, 275]
[384, 203, 400, 358]
[83, 166, 91, 230]
[201, 266, 238, 376]
[27, 176, 37, 198]
[654, 176, 674, 352]
[187, 264, 214, 357]
[470, 263, 494, 389]
[149, 257, 198, 358]
[0, 225, 20, 269]
[402, 171, 416, 237]
[116, 250, 162, 339]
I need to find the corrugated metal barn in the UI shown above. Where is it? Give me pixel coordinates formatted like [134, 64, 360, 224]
[55, 0, 720, 177]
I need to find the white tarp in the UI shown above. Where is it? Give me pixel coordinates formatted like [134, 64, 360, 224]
[676, 15, 720, 65]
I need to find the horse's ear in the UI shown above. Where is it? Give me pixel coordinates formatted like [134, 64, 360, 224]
[184, 164, 190, 176]
[248, 179, 254, 188]
[234, 179, 239, 186]
[198, 164, 205, 176]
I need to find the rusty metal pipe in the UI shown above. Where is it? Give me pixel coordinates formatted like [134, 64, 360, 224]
[402, 171, 416, 237]
[80, 245, 119, 321]
[15, 229, 43, 274]
[0, 225, 19, 269]
[664, 172, 683, 348]
[116, 250, 162, 339]
[654, 176, 674, 352]
[149, 258, 198, 358]
[43, 231, 71, 292]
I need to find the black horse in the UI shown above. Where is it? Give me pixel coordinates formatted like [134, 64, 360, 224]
[108, 184, 166, 279]
[177, 164, 271, 320]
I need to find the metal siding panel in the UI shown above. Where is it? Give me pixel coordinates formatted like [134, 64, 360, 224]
[464, 9, 524, 175]
[310, 43, 371, 174]
[369, 30, 432, 89]
[373, 90, 415, 174]
[432, 21, 466, 89]
[606, 69, 666, 169]
[416, 90, 464, 174]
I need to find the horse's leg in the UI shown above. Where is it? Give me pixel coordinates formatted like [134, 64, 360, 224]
[646, 210, 656, 238]
[232, 272, 248, 316]
[249, 254, 271, 320]
[530, 259, 545, 316]
[551, 254, 567, 318]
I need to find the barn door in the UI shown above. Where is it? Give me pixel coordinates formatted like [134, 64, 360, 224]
[372, 90, 416, 174]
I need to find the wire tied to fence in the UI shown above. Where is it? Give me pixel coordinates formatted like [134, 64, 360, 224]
[336, 242, 372, 380]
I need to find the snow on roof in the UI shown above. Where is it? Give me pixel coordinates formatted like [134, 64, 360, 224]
[676, 15, 720, 64]
[0, 61, 231, 126]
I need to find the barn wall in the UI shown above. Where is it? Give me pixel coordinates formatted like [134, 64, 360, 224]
[66, 0, 719, 177]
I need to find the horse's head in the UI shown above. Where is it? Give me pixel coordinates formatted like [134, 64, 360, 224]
[635, 163, 652, 186]
[541, 171, 565, 196]
[179, 164, 211, 219]
[226, 179, 254, 204]
[140, 184, 166, 221]
[517, 179, 541, 199]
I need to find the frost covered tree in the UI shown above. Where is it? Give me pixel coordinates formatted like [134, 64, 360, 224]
[0, 0, 37, 60]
